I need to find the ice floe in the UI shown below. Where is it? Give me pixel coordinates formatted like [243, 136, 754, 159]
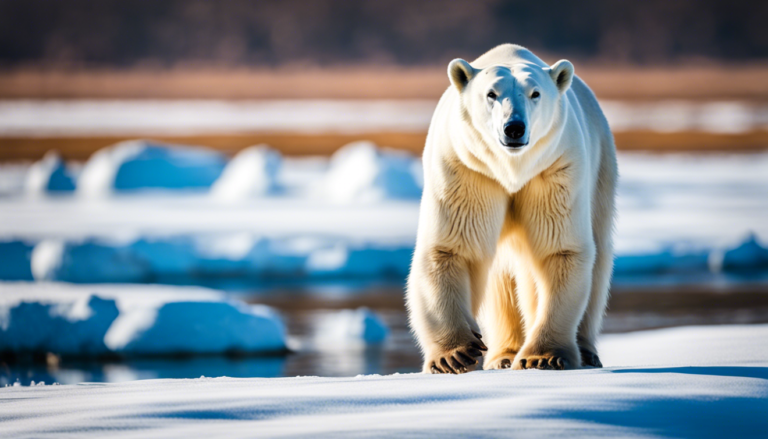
[0, 283, 287, 356]
[76, 140, 227, 197]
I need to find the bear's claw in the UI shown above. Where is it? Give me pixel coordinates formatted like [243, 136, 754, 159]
[518, 355, 569, 370]
[427, 334, 487, 374]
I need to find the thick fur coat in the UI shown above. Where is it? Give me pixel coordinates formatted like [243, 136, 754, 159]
[406, 44, 617, 373]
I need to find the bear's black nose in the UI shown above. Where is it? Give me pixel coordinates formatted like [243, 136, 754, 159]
[504, 121, 526, 140]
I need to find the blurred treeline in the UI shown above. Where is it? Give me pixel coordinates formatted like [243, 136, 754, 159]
[1, 0, 766, 69]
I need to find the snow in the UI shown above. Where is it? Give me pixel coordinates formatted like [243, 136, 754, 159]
[0, 151, 766, 283]
[23, 151, 76, 195]
[210, 145, 282, 201]
[321, 141, 423, 203]
[77, 140, 227, 198]
[0, 99, 767, 136]
[314, 307, 389, 346]
[1, 324, 766, 438]
[0, 283, 287, 356]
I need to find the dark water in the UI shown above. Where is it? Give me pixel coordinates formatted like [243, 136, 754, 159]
[4, 281, 768, 386]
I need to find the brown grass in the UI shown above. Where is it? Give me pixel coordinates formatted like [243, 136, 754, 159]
[1, 64, 768, 101]
[2, 130, 766, 162]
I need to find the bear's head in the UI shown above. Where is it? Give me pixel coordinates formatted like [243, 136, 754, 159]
[448, 57, 574, 155]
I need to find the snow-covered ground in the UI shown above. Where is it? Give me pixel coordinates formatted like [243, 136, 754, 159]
[2, 324, 767, 438]
[0, 143, 766, 284]
[0, 99, 767, 136]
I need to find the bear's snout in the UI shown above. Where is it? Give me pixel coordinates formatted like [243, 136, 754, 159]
[503, 121, 526, 140]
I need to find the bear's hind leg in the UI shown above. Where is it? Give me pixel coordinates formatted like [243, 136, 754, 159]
[577, 147, 617, 368]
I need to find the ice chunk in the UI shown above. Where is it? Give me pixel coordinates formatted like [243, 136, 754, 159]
[0, 283, 288, 357]
[314, 307, 389, 346]
[322, 141, 422, 203]
[0, 240, 34, 280]
[24, 151, 76, 195]
[77, 140, 227, 197]
[210, 145, 281, 201]
[720, 233, 768, 272]
[0, 295, 118, 355]
[106, 301, 287, 355]
[31, 239, 148, 283]
[306, 242, 412, 278]
[614, 248, 709, 275]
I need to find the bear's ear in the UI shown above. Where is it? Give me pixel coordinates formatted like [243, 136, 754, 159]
[448, 59, 477, 92]
[549, 59, 574, 93]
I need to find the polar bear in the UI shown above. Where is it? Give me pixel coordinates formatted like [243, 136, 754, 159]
[406, 44, 617, 373]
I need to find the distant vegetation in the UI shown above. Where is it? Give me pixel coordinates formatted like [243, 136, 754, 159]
[0, 0, 766, 68]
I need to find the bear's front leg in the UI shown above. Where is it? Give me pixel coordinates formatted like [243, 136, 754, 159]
[407, 245, 488, 374]
[512, 162, 596, 371]
[513, 245, 595, 370]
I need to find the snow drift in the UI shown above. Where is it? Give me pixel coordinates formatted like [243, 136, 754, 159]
[322, 141, 422, 203]
[210, 145, 281, 201]
[0, 283, 287, 356]
[23, 151, 76, 195]
[77, 140, 227, 197]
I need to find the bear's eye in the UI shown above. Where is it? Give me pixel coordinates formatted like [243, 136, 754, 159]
[487, 91, 497, 101]
[531, 91, 540, 99]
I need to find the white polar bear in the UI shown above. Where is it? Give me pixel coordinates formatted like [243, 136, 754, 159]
[406, 44, 617, 373]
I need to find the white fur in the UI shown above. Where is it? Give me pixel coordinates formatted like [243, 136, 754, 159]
[406, 44, 617, 373]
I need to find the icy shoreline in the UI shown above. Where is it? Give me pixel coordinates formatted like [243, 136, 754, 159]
[2, 232, 767, 285]
[1, 145, 766, 284]
[2, 324, 767, 438]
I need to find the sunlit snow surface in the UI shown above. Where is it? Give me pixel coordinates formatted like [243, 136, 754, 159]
[2, 324, 767, 438]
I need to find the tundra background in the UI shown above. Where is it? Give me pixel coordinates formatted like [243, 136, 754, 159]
[1, 3, 767, 437]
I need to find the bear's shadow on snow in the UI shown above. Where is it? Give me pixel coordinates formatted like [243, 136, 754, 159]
[611, 366, 768, 380]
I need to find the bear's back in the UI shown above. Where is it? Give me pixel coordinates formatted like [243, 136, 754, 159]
[471, 44, 546, 69]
